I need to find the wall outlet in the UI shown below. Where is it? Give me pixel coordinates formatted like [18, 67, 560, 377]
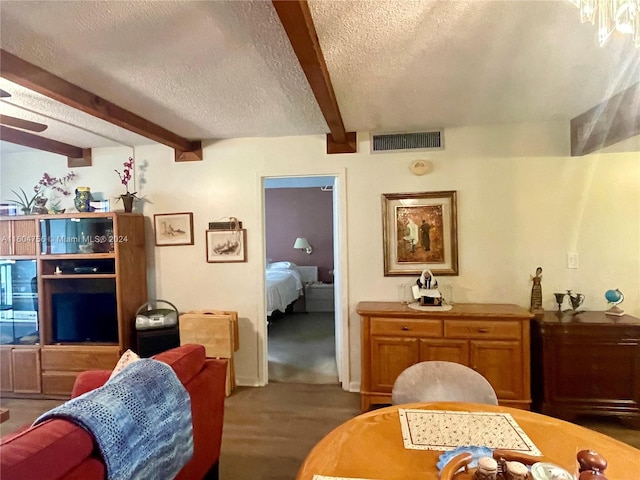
[567, 253, 579, 269]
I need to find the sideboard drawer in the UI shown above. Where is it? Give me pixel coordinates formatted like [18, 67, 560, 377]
[370, 318, 442, 337]
[444, 320, 521, 339]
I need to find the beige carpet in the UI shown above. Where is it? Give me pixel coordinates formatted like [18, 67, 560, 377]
[268, 312, 338, 384]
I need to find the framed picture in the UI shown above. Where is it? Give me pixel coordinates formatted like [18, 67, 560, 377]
[382, 190, 458, 276]
[206, 229, 247, 263]
[154, 212, 194, 246]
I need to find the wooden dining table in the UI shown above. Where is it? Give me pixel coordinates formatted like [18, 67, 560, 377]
[296, 402, 639, 480]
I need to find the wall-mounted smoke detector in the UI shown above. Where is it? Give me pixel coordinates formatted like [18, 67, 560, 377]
[370, 130, 443, 154]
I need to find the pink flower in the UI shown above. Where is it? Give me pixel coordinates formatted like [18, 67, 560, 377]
[115, 157, 135, 194]
[34, 171, 76, 196]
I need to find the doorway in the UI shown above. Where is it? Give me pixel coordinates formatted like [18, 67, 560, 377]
[259, 171, 348, 389]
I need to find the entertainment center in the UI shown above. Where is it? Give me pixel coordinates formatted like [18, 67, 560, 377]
[0, 212, 147, 397]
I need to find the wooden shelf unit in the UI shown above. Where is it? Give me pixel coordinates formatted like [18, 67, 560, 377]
[357, 302, 533, 412]
[0, 213, 147, 397]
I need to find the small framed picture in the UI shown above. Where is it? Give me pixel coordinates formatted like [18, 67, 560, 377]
[154, 212, 194, 246]
[206, 229, 247, 263]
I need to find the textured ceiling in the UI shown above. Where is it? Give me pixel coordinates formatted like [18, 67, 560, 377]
[0, 0, 638, 153]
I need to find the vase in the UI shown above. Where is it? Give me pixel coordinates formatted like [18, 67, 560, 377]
[31, 197, 49, 215]
[74, 187, 92, 212]
[121, 194, 134, 213]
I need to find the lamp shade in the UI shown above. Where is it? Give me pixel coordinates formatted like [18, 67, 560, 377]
[293, 237, 313, 254]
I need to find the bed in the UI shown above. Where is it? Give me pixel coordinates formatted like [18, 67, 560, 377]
[266, 262, 317, 316]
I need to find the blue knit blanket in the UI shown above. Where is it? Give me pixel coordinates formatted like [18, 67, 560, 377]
[34, 359, 194, 480]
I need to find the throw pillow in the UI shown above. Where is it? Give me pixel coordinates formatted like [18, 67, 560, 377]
[108, 349, 140, 380]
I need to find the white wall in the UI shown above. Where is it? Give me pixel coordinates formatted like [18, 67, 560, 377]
[2, 121, 639, 389]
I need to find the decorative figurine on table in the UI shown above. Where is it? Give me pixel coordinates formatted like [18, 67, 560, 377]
[577, 450, 608, 480]
[530, 267, 544, 314]
[412, 269, 442, 306]
[474, 457, 498, 480]
[604, 289, 624, 317]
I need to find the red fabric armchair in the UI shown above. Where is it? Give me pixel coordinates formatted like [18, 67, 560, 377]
[0, 344, 227, 480]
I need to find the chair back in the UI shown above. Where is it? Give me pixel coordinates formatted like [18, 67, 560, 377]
[391, 361, 498, 405]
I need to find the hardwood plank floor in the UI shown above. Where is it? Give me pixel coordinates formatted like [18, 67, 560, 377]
[2, 384, 639, 479]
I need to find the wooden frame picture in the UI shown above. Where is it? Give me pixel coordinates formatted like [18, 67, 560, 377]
[206, 229, 247, 263]
[154, 212, 194, 246]
[382, 190, 458, 276]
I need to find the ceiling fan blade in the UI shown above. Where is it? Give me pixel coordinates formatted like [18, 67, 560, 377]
[0, 89, 11, 98]
[0, 114, 48, 132]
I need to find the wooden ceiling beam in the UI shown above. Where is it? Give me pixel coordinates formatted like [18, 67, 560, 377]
[0, 49, 202, 161]
[272, 0, 356, 154]
[1, 125, 92, 167]
[571, 81, 640, 156]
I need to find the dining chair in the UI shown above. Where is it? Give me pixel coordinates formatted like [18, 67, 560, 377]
[391, 361, 499, 405]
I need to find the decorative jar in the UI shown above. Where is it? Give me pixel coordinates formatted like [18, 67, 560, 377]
[74, 187, 92, 212]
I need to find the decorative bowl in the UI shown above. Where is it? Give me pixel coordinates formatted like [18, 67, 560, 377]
[436, 446, 493, 474]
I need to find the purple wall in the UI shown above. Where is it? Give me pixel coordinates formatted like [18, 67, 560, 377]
[265, 187, 334, 283]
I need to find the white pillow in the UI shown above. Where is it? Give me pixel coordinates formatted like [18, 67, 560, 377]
[108, 349, 140, 380]
[267, 261, 296, 270]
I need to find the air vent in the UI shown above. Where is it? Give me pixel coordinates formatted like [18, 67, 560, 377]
[371, 130, 443, 153]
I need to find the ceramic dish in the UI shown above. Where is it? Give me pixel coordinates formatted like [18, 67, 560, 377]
[436, 446, 493, 474]
[530, 462, 575, 480]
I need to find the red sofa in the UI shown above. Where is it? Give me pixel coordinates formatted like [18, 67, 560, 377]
[0, 344, 227, 480]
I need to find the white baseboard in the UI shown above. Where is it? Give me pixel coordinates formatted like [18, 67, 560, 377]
[348, 381, 360, 393]
[236, 376, 261, 387]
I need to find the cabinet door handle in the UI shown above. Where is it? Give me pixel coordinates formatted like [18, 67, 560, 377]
[401, 326, 410, 331]
[477, 328, 489, 333]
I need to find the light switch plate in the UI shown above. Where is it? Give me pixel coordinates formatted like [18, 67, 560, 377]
[567, 253, 579, 269]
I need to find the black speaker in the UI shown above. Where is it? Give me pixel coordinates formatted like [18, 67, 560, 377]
[136, 326, 180, 357]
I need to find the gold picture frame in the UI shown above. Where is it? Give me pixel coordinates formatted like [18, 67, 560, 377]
[153, 212, 194, 246]
[206, 229, 247, 263]
[382, 190, 458, 276]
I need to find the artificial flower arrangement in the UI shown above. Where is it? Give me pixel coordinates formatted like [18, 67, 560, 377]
[115, 156, 137, 211]
[8, 171, 77, 214]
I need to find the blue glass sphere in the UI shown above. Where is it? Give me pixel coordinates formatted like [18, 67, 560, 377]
[605, 289, 623, 304]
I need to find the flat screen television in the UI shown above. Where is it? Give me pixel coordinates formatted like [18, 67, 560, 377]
[51, 292, 118, 343]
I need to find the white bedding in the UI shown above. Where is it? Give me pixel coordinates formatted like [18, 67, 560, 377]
[266, 266, 303, 315]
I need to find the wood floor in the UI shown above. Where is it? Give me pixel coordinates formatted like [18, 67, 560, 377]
[267, 312, 338, 384]
[2, 384, 640, 478]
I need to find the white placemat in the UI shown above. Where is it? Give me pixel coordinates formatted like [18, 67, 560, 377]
[398, 409, 542, 455]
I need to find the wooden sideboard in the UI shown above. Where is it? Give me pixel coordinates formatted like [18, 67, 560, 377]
[531, 310, 640, 427]
[357, 302, 533, 412]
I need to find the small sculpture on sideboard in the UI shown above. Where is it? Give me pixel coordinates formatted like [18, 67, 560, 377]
[530, 267, 544, 314]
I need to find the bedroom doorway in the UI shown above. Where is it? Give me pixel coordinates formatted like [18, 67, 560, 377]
[263, 175, 343, 386]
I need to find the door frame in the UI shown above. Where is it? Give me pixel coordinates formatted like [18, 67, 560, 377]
[256, 167, 349, 389]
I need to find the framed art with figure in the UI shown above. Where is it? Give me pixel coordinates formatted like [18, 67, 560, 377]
[154, 212, 194, 246]
[382, 191, 458, 276]
[206, 229, 247, 263]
